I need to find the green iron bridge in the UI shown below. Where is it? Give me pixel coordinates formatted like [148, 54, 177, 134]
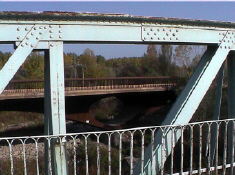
[0, 11, 235, 175]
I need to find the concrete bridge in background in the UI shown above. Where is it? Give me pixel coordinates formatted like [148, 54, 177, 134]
[0, 76, 179, 100]
[0, 77, 178, 129]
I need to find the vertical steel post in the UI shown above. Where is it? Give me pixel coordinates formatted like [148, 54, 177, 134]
[208, 63, 224, 165]
[44, 41, 68, 175]
[227, 51, 235, 174]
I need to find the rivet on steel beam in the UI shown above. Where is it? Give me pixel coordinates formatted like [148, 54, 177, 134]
[25, 27, 29, 31]
[157, 29, 159, 32]
[220, 46, 222, 48]
[150, 28, 153, 31]
[34, 27, 37, 30]
[25, 42, 28, 45]
[143, 28, 146, 31]
[229, 46, 231, 49]
[147, 32, 149, 35]
[17, 36, 20, 39]
[59, 25, 62, 28]
[59, 35, 62, 38]
[151, 37, 153, 40]
[50, 35, 53, 38]
[31, 32, 34, 36]
[21, 44, 24, 47]
[49, 25, 52, 28]
[39, 26, 43, 29]
[163, 29, 165, 31]
[44, 26, 47, 29]
[59, 30, 62, 33]
[39, 32, 42, 35]
[26, 36, 29, 40]
[176, 29, 178, 32]
[169, 29, 171, 32]
[166, 33, 169, 36]
[176, 38, 178, 40]
[158, 37, 160, 40]
[17, 27, 20, 31]
[219, 40, 222, 42]
[154, 33, 156, 35]
[31, 44, 34, 48]
[170, 38, 172, 40]
[143, 37, 146, 40]
[50, 44, 54, 47]
[36, 37, 39, 40]
[49, 30, 53, 33]
[163, 38, 165, 40]
[173, 33, 175, 36]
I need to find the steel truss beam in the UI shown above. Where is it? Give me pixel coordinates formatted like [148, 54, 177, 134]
[134, 32, 234, 174]
[1, 12, 235, 175]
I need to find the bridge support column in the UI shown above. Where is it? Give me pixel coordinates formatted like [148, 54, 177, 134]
[134, 37, 232, 174]
[227, 51, 235, 174]
[44, 42, 68, 175]
[208, 62, 224, 167]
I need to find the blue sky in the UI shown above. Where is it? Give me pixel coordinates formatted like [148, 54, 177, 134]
[0, 1, 235, 59]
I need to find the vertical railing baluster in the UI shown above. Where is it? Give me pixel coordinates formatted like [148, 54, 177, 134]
[35, 139, 40, 175]
[108, 133, 111, 175]
[119, 132, 122, 175]
[171, 127, 175, 175]
[23, 140, 27, 175]
[151, 129, 155, 173]
[84, 135, 89, 175]
[222, 121, 228, 175]
[207, 123, 211, 175]
[199, 124, 202, 175]
[180, 126, 184, 174]
[97, 134, 100, 175]
[130, 131, 134, 175]
[141, 130, 145, 174]
[161, 127, 166, 175]
[214, 122, 219, 175]
[189, 125, 194, 175]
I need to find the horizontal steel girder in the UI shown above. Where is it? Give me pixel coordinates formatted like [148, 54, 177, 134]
[0, 24, 234, 45]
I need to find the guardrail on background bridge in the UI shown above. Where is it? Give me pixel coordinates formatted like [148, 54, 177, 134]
[3, 77, 181, 94]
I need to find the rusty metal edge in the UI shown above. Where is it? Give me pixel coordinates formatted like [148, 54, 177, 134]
[0, 11, 235, 28]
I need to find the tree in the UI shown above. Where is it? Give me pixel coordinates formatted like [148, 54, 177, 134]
[145, 44, 157, 58]
[22, 52, 44, 79]
[158, 45, 173, 76]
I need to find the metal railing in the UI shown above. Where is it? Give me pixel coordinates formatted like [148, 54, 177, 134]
[3, 77, 180, 94]
[0, 118, 234, 175]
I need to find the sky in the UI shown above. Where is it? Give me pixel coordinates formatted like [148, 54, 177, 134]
[0, 1, 235, 59]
